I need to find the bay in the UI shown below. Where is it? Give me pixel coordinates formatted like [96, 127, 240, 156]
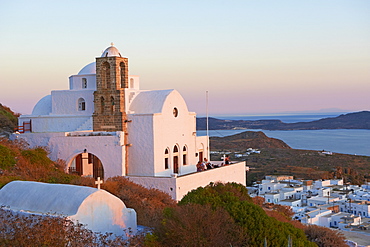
[197, 113, 370, 156]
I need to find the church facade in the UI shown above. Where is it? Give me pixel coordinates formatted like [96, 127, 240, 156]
[13, 45, 246, 200]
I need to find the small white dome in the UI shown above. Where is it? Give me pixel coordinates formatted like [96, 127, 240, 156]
[32, 95, 52, 115]
[101, 45, 122, 57]
[78, 62, 96, 75]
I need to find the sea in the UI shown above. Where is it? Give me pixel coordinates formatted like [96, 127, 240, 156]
[197, 113, 370, 156]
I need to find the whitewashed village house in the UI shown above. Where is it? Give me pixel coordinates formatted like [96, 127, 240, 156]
[252, 176, 370, 232]
[0, 181, 137, 236]
[12, 44, 246, 201]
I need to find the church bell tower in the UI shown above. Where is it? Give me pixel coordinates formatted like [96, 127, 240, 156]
[93, 44, 129, 131]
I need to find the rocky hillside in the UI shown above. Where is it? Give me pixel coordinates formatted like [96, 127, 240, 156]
[210, 131, 291, 151]
[0, 104, 19, 137]
[198, 111, 370, 130]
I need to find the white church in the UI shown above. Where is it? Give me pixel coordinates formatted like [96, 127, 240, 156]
[13, 44, 246, 201]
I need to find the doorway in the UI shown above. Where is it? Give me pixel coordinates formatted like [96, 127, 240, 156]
[69, 153, 104, 180]
[173, 156, 179, 174]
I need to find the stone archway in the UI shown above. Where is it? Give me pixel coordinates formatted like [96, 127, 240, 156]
[68, 152, 104, 180]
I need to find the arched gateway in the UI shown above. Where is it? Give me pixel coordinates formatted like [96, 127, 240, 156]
[68, 152, 104, 179]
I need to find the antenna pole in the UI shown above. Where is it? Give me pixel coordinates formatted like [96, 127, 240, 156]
[206, 91, 210, 160]
[206, 91, 209, 137]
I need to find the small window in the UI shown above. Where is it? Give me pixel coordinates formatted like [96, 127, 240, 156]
[164, 148, 169, 169]
[100, 97, 105, 114]
[173, 107, 178, 117]
[78, 98, 86, 111]
[130, 78, 134, 88]
[182, 146, 187, 165]
[82, 78, 87, 88]
[110, 97, 115, 113]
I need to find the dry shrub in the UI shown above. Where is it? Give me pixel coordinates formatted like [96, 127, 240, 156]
[0, 139, 80, 186]
[0, 208, 145, 247]
[102, 176, 177, 227]
[305, 225, 347, 247]
[69, 176, 96, 187]
[152, 203, 246, 247]
[263, 203, 294, 220]
[252, 196, 264, 206]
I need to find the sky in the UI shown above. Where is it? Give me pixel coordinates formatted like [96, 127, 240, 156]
[0, 1, 369, 116]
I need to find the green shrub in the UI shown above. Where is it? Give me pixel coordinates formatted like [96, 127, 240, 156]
[0, 144, 16, 169]
[21, 147, 52, 167]
[178, 182, 316, 247]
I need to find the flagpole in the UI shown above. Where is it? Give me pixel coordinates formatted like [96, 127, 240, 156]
[206, 91, 209, 138]
[206, 91, 209, 160]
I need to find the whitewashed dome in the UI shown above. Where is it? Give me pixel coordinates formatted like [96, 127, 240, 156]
[101, 44, 122, 57]
[32, 95, 52, 115]
[77, 44, 122, 75]
[78, 62, 96, 75]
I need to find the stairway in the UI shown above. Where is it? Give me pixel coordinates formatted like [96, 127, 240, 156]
[76, 118, 93, 131]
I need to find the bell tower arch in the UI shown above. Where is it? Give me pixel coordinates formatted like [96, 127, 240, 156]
[93, 44, 129, 131]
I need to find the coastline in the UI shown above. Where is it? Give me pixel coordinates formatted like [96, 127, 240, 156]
[198, 129, 370, 157]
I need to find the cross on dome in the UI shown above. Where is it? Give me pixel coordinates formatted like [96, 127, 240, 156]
[101, 43, 122, 57]
[95, 177, 103, 189]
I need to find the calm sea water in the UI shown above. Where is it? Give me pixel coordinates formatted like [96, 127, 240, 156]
[211, 113, 345, 123]
[197, 113, 370, 156]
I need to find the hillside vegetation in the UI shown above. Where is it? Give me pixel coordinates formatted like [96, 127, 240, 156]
[198, 111, 370, 130]
[0, 104, 19, 136]
[150, 182, 346, 247]
[0, 138, 348, 246]
[210, 131, 291, 150]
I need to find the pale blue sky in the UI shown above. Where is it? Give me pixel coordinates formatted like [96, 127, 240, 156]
[0, 1, 369, 115]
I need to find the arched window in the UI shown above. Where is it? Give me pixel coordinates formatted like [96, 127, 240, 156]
[110, 96, 115, 113]
[100, 97, 105, 114]
[130, 78, 134, 88]
[102, 62, 110, 88]
[164, 148, 169, 169]
[82, 78, 87, 88]
[173, 145, 179, 173]
[78, 98, 86, 111]
[120, 62, 126, 88]
[182, 146, 187, 165]
[198, 143, 204, 162]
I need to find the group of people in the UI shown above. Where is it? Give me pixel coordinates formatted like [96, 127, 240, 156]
[196, 155, 230, 172]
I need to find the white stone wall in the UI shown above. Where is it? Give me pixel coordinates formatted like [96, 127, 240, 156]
[126, 90, 209, 178]
[128, 161, 246, 201]
[127, 114, 155, 176]
[69, 74, 97, 90]
[12, 132, 126, 178]
[51, 90, 94, 115]
[19, 115, 92, 133]
[175, 161, 245, 200]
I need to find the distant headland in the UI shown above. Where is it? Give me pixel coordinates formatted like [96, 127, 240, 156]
[197, 111, 370, 130]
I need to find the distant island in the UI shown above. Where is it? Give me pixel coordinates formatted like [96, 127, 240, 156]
[197, 111, 370, 130]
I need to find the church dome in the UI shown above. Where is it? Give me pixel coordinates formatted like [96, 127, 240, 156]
[32, 95, 52, 115]
[78, 62, 96, 75]
[101, 44, 122, 57]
